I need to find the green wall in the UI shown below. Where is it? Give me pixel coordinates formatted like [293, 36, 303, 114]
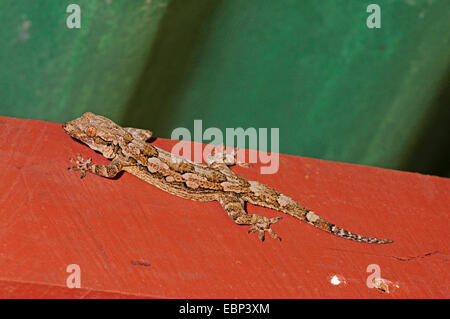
[0, 0, 169, 121]
[1, 0, 449, 176]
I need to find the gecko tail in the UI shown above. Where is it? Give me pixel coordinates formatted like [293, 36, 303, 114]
[328, 224, 393, 244]
[294, 209, 393, 244]
[244, 184, 393, 244]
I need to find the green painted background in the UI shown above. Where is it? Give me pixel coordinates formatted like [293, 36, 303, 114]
[1, 0, 449, 176]
[0, 0, 169, 121]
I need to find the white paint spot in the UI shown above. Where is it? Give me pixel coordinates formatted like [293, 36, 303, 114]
[329, 274, 347, 286]
[330, 275, 341, 285]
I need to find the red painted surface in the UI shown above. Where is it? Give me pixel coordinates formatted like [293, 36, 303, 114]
[0, 116, 448, 298]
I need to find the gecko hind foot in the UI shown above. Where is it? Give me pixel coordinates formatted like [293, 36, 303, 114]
[247, 216, 282, 241]
[68, 154, 91, 178]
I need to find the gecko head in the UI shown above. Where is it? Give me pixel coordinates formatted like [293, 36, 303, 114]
[62, 112, 129, 157]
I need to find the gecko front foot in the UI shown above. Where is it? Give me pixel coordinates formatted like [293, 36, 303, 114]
[247, 216, 282, 241]
[68, 154, 92, 178]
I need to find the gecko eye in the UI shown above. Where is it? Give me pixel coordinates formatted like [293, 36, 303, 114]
[85, 127, 97, 137]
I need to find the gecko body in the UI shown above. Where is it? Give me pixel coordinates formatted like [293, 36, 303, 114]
[63, 112, 392, 244]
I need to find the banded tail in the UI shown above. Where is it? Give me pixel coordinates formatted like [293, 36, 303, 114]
[290, 209, 393, 244]
[244, 182, 393, 244]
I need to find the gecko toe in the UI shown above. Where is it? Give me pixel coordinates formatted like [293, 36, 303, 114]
[270, 216, 282, 224]
[269, 229, 281, 241]
[68, 154, 92, 178]
[247, 215, 282, 242]
[258, 230, 266, 241]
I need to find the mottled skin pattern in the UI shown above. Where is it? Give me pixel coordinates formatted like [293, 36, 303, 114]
[63, 112, 393, 244]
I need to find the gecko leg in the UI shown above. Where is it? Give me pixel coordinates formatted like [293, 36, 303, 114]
[206, 147, 252, 169]
[68, 154, 129, 179]
[219, 195, 282, 241]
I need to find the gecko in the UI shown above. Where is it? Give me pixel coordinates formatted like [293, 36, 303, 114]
[63, 112, 392, 244]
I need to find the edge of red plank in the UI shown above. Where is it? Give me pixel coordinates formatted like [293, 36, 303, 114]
[0, 116, 448, 298]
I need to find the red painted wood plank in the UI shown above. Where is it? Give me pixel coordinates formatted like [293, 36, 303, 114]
[0, 116, 448, 298]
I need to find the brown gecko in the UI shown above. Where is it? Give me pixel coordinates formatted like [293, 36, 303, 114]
[63, 112, 392, 244]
